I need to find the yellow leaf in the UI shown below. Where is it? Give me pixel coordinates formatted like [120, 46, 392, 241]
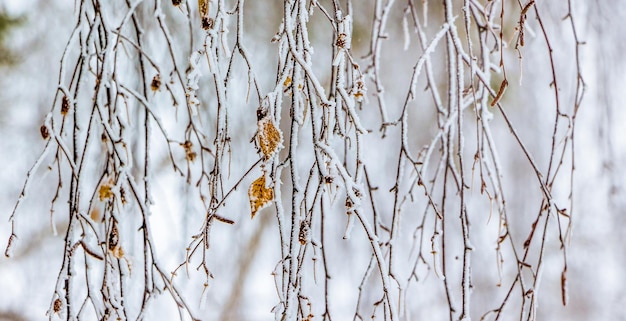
[257, 117, 283, 160]
[198, 0, 209, 16]
[283, 76, 292, 88]
[99, 183, 114, 201]
[248, 175, 274, 218]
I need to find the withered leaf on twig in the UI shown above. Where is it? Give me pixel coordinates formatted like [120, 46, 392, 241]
[181, 140, 197, 162]
[108, 221, 124, 259]
[99, 182, 114, 201]
[151, 74, 161, 91]
[53, 298, 62, 314]
[198, 0, 209, 16]
[198, 0, 212, 30]
[248, 175, 274, 219]
[40, 125, 49, 140]
[61, 95, 70, 115]
[257, 116, 283, 160]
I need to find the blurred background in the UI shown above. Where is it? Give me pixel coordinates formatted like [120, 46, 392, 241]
[1, 0, 625, 320]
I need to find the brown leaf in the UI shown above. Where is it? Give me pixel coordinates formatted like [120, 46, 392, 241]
[110, 246, 124, 259]
[108, 221, 124, 259]
[248, 174, 274, 218]
[198, 0, 211, 30]
[40, 125, 49, 140]
[181, 140, 197, 162]
[53, 298, 62, 314]
[61, 95, 70, 115]
[108, 222, 119, 251]
[257, 117, 283, 160]
[151, 74, 161, 91]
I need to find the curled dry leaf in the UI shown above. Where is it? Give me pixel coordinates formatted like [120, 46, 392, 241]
[248, 175, 274, 218]
[491, 79, 508, 107]
[119, 187, 127, 204]
[181, 140, 197, 162]
[352, 78, 366, 102]
[40, 125, 50, 140]
[198, 0, 212, 30]
[108, 222, 119, 250]
[151, 74, 161, 91]
[299, 221, 310, 245]
[53, 298, 62, 314]
[336, 33, 347, 48]
[61, 95, 70, 115]
[108, 222, 124, 259]
[257, 116, 283, 160]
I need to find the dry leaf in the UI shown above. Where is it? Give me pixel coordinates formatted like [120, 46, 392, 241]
[248, 175, 274, 218]
[110, 246, 124, 259]
[353, 79, 365, 102]
[257, 117, 283, 160]
[491, 79, 508, 107]
[181, 140, 197, 162]
[299, 221, 310, 245]
[202, 17, 213, 30]
[90, 208, 102, 222]
[198, 0, 209, 16]
[108, 222, 119, 250]
[53, 298, 62, 314]
[151, 74, 161, 91]
[61, 95, 70, 115]
[99, 182, 114, 201]
[199, 0, 211, 30]
[336, 33, 347, 48]
[108, 221, 124, 258]
[120, 187, 127, 204]
[40, 125, 49, 140]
